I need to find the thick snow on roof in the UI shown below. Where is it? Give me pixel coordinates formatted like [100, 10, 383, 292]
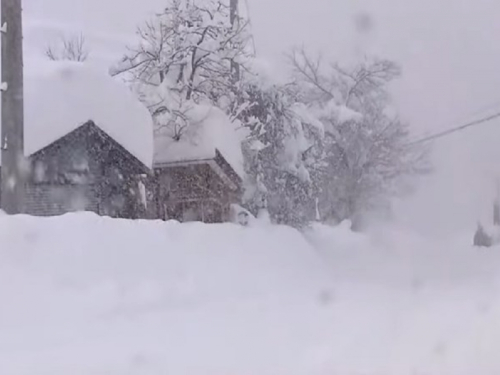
[1, 59, 154, 167]
[154, 103, 245, 177]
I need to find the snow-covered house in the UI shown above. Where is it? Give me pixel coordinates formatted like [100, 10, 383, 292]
[0, 60, 243, 222]
[150, 104, 243, 223]
[0, 61, 154, 217]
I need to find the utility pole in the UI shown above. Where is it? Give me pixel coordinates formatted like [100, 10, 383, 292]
[229, 0, 240, 82]
[230, 0, 238, 25]
[1, 0, 25, 214]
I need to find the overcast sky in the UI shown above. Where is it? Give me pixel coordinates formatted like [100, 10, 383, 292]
[22, 0, 500, 234]
[24, 0, 500, 133]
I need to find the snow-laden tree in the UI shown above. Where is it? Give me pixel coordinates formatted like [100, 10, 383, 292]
[112, 0, 253, 175]
[237, 79, 324, 227]
[111, 0, 250, 107]
[290, 49, 430, 228]
[112, 1, 326, 227]
[112, 2, 429, 228]
[111, 0, 255, 222]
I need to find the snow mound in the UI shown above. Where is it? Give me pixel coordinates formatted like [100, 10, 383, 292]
[3, 214, 500, 374]
[0, 213, 331, 374]
[154, 103, 245, 177]
[7, 59, 154, 167]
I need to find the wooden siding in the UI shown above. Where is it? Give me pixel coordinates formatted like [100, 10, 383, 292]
[151, 160, 242, 223]
[24, 184, 98, 216]
[11, 121, 149, 218]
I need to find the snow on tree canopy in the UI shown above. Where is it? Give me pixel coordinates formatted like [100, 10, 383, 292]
[0, 60, 154, 167]
[154, 103, 245, 178]
[316, 100, 362, 123]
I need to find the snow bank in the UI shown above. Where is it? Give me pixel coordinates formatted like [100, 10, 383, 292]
[0, 213, 332, 375]
[307, 222, 500, 287]
[305, 223, 500, 374]
[0, 59, 154, 168]
[154, 103, 245, 176]
[2, 214, 500, 374]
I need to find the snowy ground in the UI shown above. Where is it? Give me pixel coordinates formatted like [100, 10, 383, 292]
[1, 214, 500, 374]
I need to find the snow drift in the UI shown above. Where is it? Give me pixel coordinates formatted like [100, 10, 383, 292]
[1, 214, 500, 374]
[0, 213, 333, 375]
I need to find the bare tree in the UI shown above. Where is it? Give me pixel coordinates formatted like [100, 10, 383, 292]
[289, 48, 334, 101]
[334, 59, 401, 108]
[46, 34, 89, 62]
[289, 47, 401, 108]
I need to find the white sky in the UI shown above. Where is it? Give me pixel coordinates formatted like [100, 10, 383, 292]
[22, 0, 500, 235]
[24, 0, 500, 133]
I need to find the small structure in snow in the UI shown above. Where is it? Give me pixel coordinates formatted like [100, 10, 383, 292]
[473, 200, 500, 248]
[474, 223, 493, 248]
[151, 149, 242, 223]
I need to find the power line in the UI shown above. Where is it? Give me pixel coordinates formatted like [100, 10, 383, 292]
[408, 111, 500, 146]
[461, 99, 500, 120]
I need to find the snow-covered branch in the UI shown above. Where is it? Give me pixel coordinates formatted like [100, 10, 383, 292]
[112, 0, 251, 105]
[289, 49, 429, 228]
[288, 48, 334, 101]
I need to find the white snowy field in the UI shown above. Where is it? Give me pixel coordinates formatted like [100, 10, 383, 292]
[1, 214, 500, 374]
